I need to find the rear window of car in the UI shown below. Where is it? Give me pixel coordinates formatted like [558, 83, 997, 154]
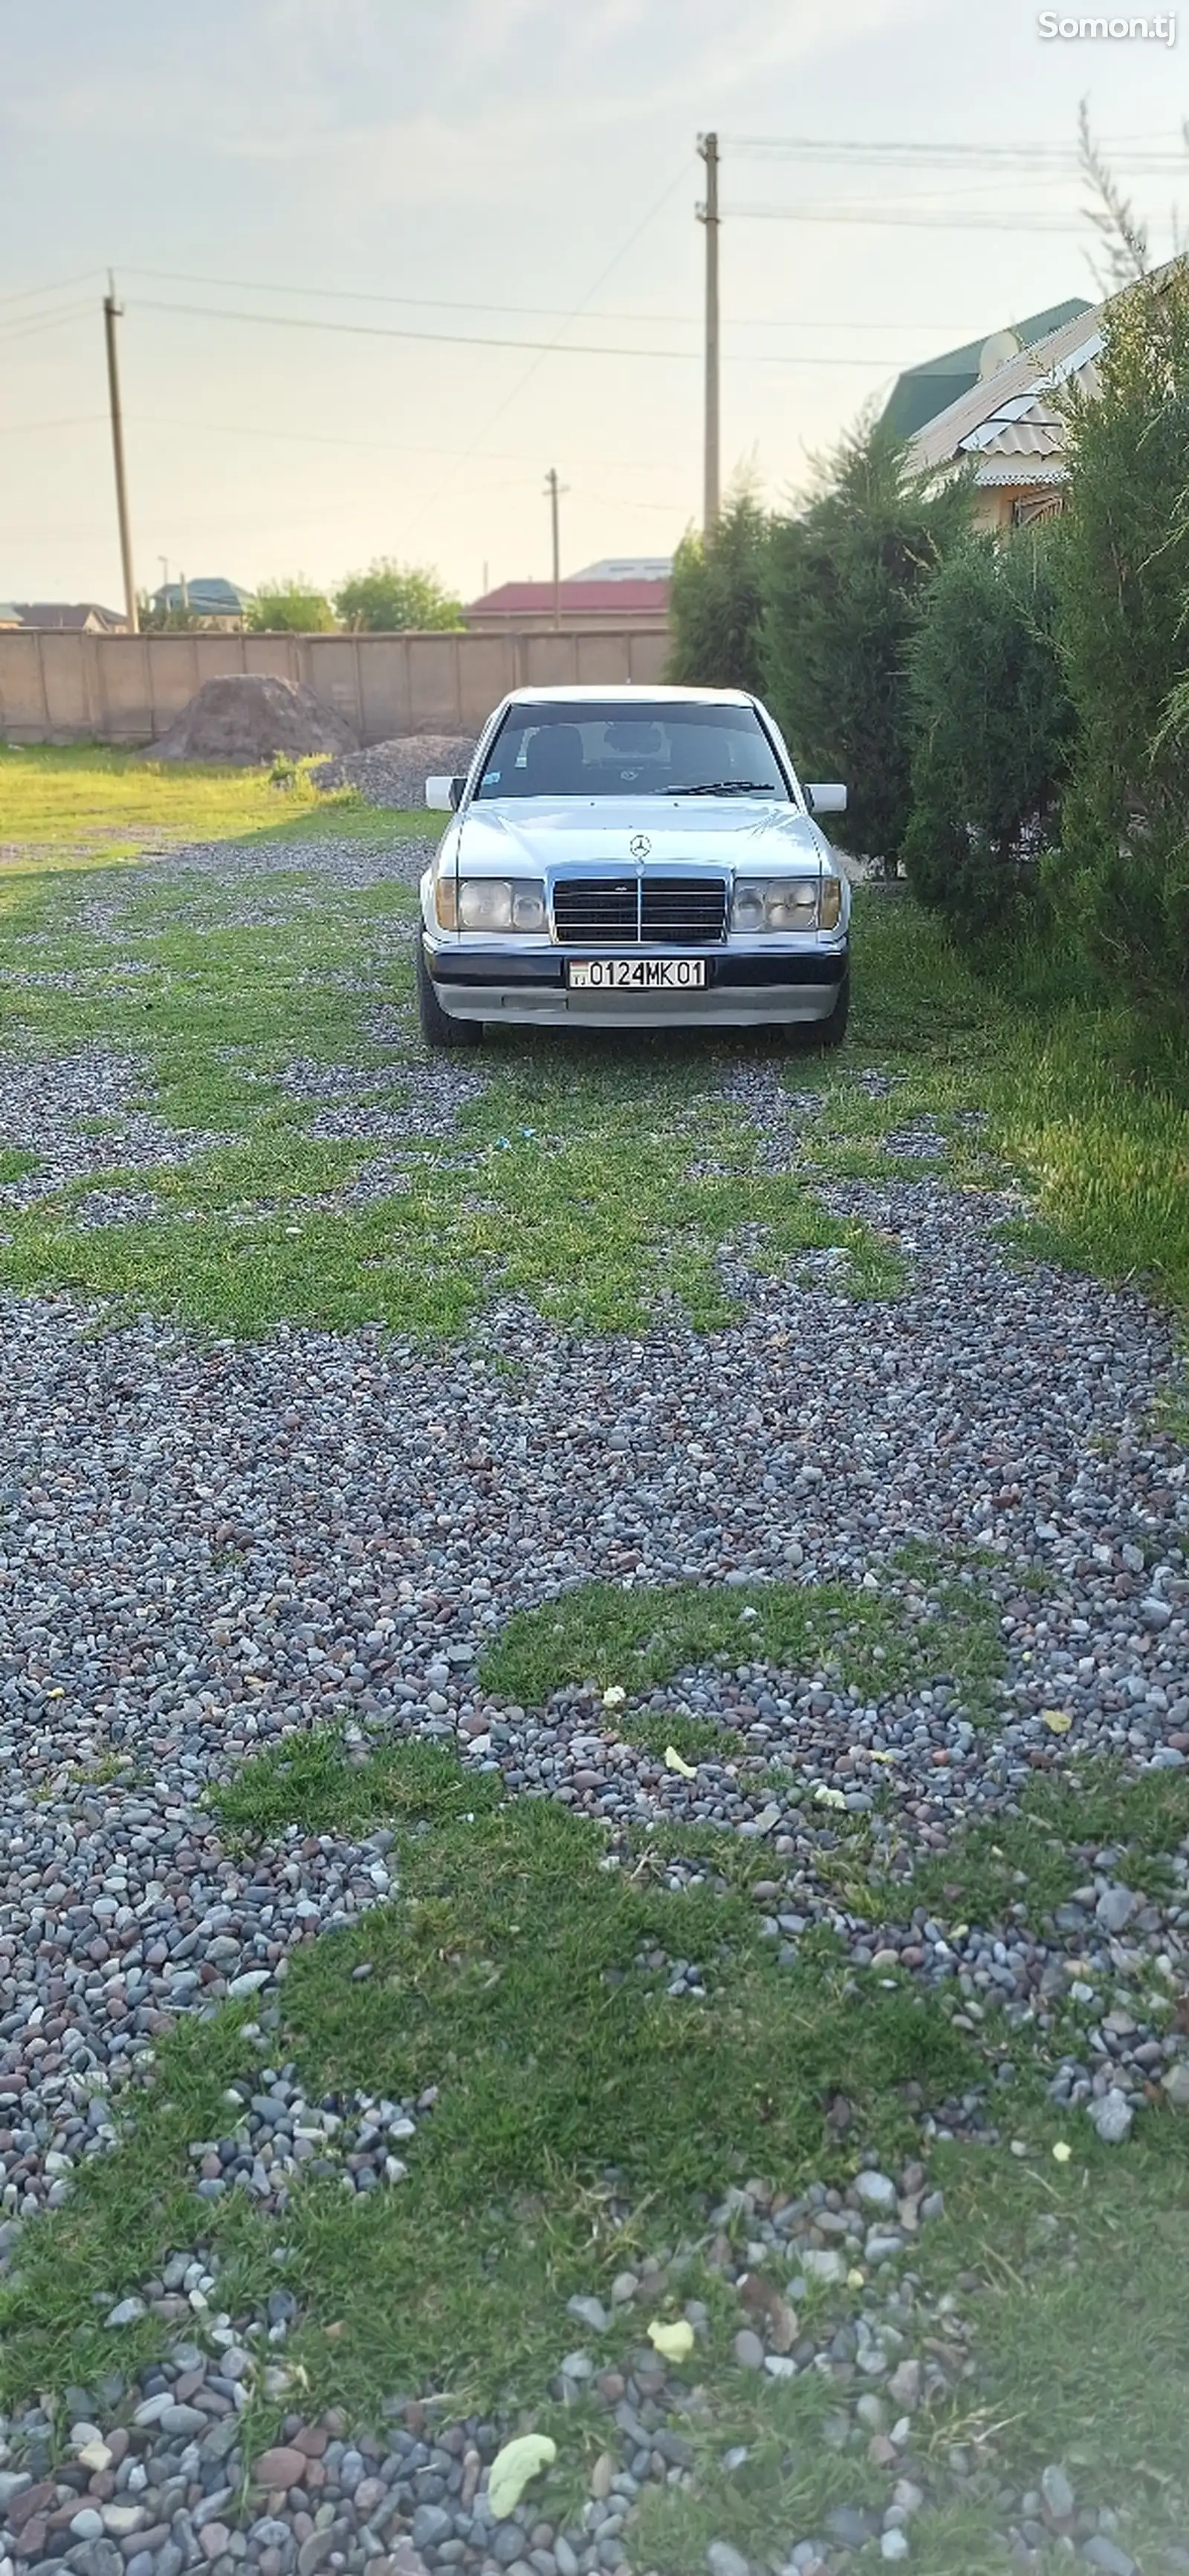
[473, 700, 791, 800]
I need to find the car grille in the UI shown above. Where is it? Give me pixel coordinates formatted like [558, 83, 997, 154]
[552, 877, 639, 943]
[551, 875, 728, 945]
[642, 878, 728, 943]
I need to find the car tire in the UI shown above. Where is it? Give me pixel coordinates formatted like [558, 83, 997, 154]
[417, 933, 483, 1047]
[814, 968, 850, 1050]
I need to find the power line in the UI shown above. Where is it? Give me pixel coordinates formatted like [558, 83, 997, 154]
[702, 315, 989, 332]
[729, 204, 1107, 232]
[569, 485, 691, 515]
[730, 132, 1186, 167]
[0, 270, 100, 310]
[0, 271, 1063, 350]
[116, 261, 978, 333]
[0, 300, 97, 344]
[132, 294, 705, 360]
[123, 262, 704, 324]
[0, 275, 1013, 343]
[728, 350, 910, 367]
[0, 344, 916, 457]
[121, 300, 947, 369]
[125, 415, 685, 471]
[0, 414, 106, 438]
[757, 173, 1107, 203]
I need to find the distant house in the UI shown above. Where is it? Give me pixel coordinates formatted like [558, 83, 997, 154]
[464, 556, 672, 633]
[904, 274, 1189, 532]
[10, 601, 127, 633]
[577, 557, 673, 583]
[881, 300, 1092, 444]
[149, 576, 251, 630]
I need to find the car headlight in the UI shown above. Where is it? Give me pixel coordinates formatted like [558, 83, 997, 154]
[730, 877, 820, 932]
[435, 877, 546, 932]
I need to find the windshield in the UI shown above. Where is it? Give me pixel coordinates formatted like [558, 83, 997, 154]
[473, 699, 792, 801]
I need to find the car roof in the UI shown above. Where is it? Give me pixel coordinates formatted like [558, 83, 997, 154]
[502, 683, 755, 707]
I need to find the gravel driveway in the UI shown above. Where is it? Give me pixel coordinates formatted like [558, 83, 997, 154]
[1, 826, 1186, 2576]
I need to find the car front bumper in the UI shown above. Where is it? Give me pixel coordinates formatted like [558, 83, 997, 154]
[424, 942, 848, 1028]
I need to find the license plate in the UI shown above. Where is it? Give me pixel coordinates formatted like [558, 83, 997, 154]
[567, 958, 707, 990]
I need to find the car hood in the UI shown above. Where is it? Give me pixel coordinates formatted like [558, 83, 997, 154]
[451, 797, 832, 872]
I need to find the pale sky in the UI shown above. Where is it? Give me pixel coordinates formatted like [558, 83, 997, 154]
[1, 0, 1184, 610]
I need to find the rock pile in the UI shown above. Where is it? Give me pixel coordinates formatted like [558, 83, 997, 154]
[313, 736, 476, 809]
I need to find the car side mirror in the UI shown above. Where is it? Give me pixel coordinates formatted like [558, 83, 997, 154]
[425, 775, 454, 811]
[450, 775, 467, 810]
[806, 784, 847, 814]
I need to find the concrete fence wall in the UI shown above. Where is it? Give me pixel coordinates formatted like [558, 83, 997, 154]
[0, 624, 670, 749]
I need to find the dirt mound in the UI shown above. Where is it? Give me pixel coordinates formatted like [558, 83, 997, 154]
[149, 674, 359, 764]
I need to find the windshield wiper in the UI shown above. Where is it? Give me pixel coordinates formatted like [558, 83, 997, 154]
[666, 778, 780, 796]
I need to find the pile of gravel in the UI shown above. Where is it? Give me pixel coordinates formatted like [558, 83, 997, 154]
[314, 735, 476, 810]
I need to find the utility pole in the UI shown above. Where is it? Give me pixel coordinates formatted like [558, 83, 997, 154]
[103, 275, 138, 633]
[544, 466, 566, 630]
[696, 132, 720, 535]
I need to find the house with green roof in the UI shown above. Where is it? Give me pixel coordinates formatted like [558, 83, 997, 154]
[881, 298, 1092, 443]
[901, 264, 1186, 532]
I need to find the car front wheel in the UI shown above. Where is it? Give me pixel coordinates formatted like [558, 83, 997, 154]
[417, 934, 483, 1047]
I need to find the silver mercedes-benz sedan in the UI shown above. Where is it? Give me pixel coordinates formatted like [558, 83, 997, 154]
[418, 684, 849, 1047]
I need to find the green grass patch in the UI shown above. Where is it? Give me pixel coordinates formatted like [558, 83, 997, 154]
[0, 1126, 897, 1338]
[618, 1708, 737, 1763]
[276, 1793, 968, 2210]
[3, 1741, 1187, 2574]
[1027, 1756, 1189, 1872]
[0, 745, 443, 874]
[838, 893, 1189, 1318]
[622, 1813, 803, 1893]
[210, 1727, 502, 1843]
[634, 2213, 1189, 2576]
[479, 1570, 1005, 1723]
[1153, 1376, 1189, 1447]
[0, 857, 903, 1337]
[4, 843, 1185, 1348]
[0, 1756, 978, 2422]
[0, 888, 900, 1331]
[890, 1757, 1189, 1930]
[0, 1146, 38, 1183]
[902, 2134, 1189, 2560]
[0, 2010, 268, 2413]
[0, 744, 381, 865]
[0, 880, 418, 1123]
